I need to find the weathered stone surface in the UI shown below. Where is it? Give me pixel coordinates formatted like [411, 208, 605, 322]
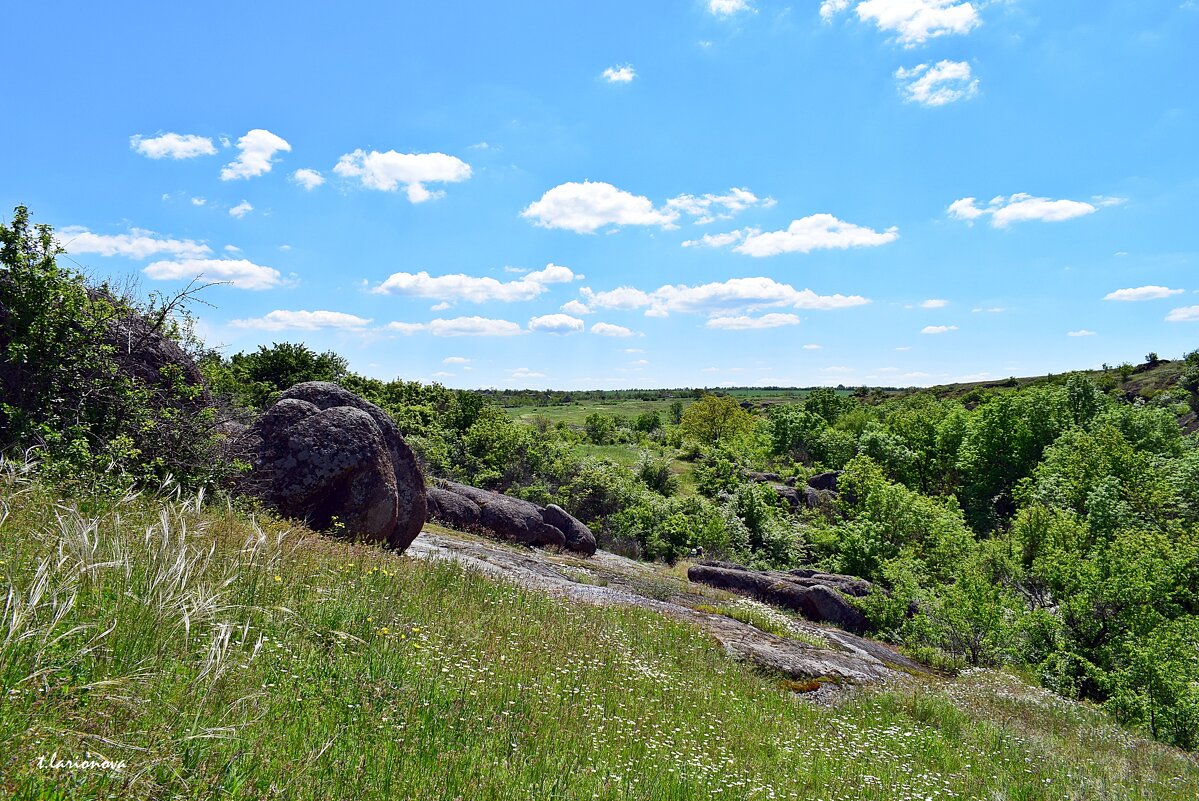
[745, 471, 783, 483]
[278, 382, 426, 551]
[237, 383, 426, 551]
[687, 561, 871, 633]
[808, 471, 842, 492]
[542, 504, 598, 556]
[427, 486, 482, 530]
[432, 481, 595, 555]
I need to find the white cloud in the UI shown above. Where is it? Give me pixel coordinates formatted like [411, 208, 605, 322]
[1067, 329, 1097, 336]
[709, 0, 752, 15]
[583, 277, 869, 317]
[224, 244, 241, 253]
[386, 317, 524, 337]
[229, 200, 253, 218]
[443, 356, 471, 364]
[523, 182, 771, 234]
[561, 299, 592, 315]
[820, 0, 852, 20]
[591, 322, 635, 337]
[508, 367, 546, 381]
[522, 181, 679, 233]
[57, 227, 211, 260]
[333, 149, 471, 202]
[827, 0, 982, 46]
[220, 129, 291, 181]
[623, 348, 644, 353]
[130, 132, 216, 159]
[602, 64, 637, 83]
[682, 231, 745, 248]
[144, 258, 285, 290]
[920, 298, 948, 308]
[528, 313, 584, 334]
[231, 310, 372, 331]
[948, 193, 1114, 228]
[191, 197, 207, 206]
[371, 263, 579, 304]
[803, 343, 823, 350]
[971, 306, 1004, 313]
[706, 313, 802, 330]
[292, 168, 325, 190]
[667, 187, 774, 225]
[921, 324, 958, 334]
[1166, 307, 1199, 322]
[895, 60, 978, 106]
[732, 214, 899, 256]
[1104, 285, 1184, 302]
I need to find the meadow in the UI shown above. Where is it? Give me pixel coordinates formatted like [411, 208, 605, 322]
[3, 459, 1197, 800]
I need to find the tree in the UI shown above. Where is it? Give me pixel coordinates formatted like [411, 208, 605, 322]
[679, 394, 756, 446]
[207, 342, 348, 410]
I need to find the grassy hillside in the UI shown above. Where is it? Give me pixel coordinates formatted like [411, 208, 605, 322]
[2, 461, 1197, 800]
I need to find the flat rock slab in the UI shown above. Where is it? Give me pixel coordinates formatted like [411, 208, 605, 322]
[406, 528, 928, 687]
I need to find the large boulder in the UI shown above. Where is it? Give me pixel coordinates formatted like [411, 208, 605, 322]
[687, 561, 871, 633]
[237, 383, 426, 551]
[807, 471, 841, 492]
[430, 481, 594, 555]
[542, 504, 598, 556]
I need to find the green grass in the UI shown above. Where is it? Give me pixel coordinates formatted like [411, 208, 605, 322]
[503, 398, 689, 427]
[2, 461, 1198, 800]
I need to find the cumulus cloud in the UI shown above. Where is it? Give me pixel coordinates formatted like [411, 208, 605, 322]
[920, 298, 948, 308]
[522, 182, 771, 234]
[709, 0, 752, 15]
[528, 313, 585, 334]
[729, 214, 899, 256]
[1104, 285, 1184, 302]
[895, 60, 978, 106]
[667, 188, 774, 225]
[57, 227, 211, 260]
[443, 356, 471, 364]
[803, 343, 823, 350]
[522, 181, 679, 233]
[972, 306, 1005, 313]
[682, 231, 746, 248]
[220, 129, 291, 181]
[144, 258, 285, 290]
[1067, 329, 1097, 336]
[921, 324, 958, 334]
[706, 313, 802, 330]
[371, 263, 579, 304]
[948, 193, 1118, 228]
[591, 322, 635, 337]
[561, 299, 592, 315]
[292, 168, 325, 190]
[824, 0, 981, 46]
[231, 310, 371, 331]
[229, 200, 253, 218]
[130, 133, 216, 159]
[333, 149, 471, 202]
[602, 64, 636, 83]
[1166, 307, 1199, 322]
[582, 276, 869, 317]
[386, 317, 524, 337]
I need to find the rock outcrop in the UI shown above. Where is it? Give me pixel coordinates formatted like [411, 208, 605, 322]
[236, 382, 426, 551]
[687, 560, 871, 633]
[427, 480, 596, 556]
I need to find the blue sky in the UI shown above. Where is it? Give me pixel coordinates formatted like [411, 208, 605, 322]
[3, 1, 1197, 389]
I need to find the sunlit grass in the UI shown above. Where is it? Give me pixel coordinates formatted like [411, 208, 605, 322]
[2, 459, 1196, 800]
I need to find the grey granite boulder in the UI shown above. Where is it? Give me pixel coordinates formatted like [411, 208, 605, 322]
[237, 383, 426, 551]
[687, 560, 871, 633]
[430, 481, 595, 555]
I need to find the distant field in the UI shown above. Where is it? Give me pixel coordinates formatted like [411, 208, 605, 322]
[503, 398, 691, 426]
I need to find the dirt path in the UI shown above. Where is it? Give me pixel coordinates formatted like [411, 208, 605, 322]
[407, 526, 928, 688]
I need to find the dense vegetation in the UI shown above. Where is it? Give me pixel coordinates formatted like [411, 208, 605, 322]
[3, 464, 1197, 799]
[4, 207, 1199, 752]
